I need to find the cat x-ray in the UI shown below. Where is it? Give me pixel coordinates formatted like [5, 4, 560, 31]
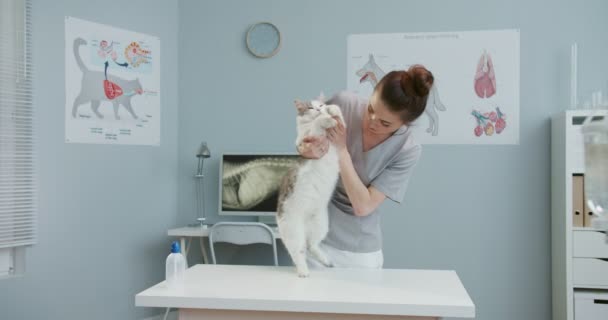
[221, 154, 300, 215]
[65, 16, 161, 145]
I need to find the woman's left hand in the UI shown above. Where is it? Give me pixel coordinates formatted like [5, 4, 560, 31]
[327, 116, 347, 152]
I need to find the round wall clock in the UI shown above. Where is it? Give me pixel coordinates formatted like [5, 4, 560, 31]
[246, 22, 281, 58]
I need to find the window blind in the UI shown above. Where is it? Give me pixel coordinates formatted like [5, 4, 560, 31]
[0, 0, 36, 250]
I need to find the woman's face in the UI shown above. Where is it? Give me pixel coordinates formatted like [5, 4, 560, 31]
[365, 91, 405, 136]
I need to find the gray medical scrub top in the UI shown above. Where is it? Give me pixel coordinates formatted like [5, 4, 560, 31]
[323, 91, 422, 253]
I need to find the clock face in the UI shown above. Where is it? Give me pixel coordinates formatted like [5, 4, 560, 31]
[246, 22, 281, 58]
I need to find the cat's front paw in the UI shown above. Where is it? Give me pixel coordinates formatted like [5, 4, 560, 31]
[326, 104, 342, 117]
[320, 117, 337, 129]
[327, 106, 345, 127]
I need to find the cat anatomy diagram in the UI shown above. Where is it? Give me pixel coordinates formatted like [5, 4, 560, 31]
[65, 17, 161, 145]
[348, 29, 520, 144]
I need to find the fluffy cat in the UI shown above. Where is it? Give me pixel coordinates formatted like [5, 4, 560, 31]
[276, 96, 345, 277]
[71, 38, 143, 120]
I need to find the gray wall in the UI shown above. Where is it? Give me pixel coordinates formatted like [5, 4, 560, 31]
[177, 1, 608, 320]
[0, 1, 179, 320]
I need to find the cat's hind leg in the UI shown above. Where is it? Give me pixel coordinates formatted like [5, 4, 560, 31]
[112, 101, 121, 120]
[279, 218, 310, 277]
[71, 94, 87, 118]
[123, 100, 138, 119]
[308, 242, 333, 267]
[307, 209, 333, 267]
[90, 100, 103, 119]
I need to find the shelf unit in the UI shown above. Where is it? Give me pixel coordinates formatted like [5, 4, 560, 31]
[551, 110, 608, 320]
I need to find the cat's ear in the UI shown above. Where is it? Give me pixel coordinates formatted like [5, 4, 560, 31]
[294, 99, 309, 114]
[316, 92, 326, 103]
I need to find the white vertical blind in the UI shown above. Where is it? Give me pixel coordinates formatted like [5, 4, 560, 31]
[0, 0, 36, 249]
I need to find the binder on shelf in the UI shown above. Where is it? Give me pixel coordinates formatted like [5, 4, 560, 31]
[572, 174, 584, 228]
[582, 174, 595, 227]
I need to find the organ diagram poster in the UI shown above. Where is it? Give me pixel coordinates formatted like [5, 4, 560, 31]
[65, 16, 161, 145]
[348, 29, 519, 144]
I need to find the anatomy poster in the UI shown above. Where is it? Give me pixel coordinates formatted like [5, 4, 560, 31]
[65, 16, 160, 145]
[348, 29, 519, 144]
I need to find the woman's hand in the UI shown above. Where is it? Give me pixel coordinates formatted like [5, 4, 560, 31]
[327, 117, 347, 153]
[297, 136, 329, 159]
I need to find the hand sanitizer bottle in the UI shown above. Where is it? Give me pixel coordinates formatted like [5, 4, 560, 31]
[166, 241, 186, 288]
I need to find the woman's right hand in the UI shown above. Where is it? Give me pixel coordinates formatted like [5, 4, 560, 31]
[297, 136, 329, 159]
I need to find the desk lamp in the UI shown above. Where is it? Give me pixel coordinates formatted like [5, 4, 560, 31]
[194, 141, 211, 228]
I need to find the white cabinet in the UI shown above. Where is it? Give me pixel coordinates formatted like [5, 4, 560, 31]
[552, 110, 608, 320]
[575, 290, 608, 320]
[573, 231, 608, 258]
[573, 258, 608, 287]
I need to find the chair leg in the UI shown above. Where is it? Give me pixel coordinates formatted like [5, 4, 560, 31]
[200, 237, 210, 264]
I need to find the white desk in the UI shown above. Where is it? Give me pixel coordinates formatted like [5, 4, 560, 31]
[136, 264, 475, 320]
[168, 225, 280, 265]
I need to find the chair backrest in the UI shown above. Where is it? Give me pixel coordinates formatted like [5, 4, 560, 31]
[208, 222, 278, 266]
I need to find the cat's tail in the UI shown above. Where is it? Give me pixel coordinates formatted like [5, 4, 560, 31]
[73, 38, 88, 72]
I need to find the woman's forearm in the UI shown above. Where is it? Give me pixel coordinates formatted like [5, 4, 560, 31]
[337, 149, 373, 216]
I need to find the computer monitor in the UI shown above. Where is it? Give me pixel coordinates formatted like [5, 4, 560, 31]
[218, 152, 300, 216]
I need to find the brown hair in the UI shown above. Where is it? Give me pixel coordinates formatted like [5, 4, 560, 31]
[376, 65, 434, 123]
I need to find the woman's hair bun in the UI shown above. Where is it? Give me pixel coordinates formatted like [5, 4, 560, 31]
[400, 65, 434, 97]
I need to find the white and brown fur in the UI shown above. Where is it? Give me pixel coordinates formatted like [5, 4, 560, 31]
[277, 96, 345, 277]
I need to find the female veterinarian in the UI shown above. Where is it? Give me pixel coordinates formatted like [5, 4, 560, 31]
[297, 65, 434, 269]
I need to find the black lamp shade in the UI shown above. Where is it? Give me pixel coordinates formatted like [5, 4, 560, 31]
[197, 142, 211, 158]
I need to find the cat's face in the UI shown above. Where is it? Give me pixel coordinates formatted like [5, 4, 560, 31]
[294, 99, 329, 123]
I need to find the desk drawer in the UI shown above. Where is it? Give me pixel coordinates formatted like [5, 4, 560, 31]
[574, 231, 608, 258]
[573, 258, 608, 287]
[575, 290, 608, 319]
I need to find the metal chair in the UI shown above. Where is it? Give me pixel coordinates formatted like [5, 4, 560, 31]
[208, 222, 278, 266]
